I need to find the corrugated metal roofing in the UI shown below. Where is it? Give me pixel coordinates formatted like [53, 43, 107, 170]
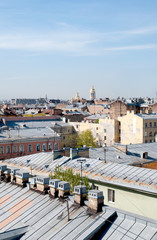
[0, 182, 157, 240]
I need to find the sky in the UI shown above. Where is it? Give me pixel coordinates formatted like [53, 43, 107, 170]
[0, 0, 157, 100]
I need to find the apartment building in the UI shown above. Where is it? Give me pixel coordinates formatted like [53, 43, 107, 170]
[70, 117, 120, 146]
[118, 111, 157, 145]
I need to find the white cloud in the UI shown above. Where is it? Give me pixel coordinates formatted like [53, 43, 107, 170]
[0, 26, 157, 55]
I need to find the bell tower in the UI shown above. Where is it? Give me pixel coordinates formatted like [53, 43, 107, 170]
[90, 86, 96, 100]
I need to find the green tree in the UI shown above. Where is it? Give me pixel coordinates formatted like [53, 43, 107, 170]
[77, 129, 96, 148]
[61, 134, 78, 148]
[50, 166, 91, 194]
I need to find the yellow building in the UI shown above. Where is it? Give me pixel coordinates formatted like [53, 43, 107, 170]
[118, 111, 157, 145]
[70, 117, 120, 146]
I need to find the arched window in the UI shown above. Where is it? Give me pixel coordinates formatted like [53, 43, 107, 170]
[48, 143, 52, 150]
[36, 144, 41, 151]
[6, 146, 11, 154]
[0, 146, 4, 154]
[13, 145, 17, 153]
[19, 145, 24, 152]
[42, 143, 47, 151]
[54, 143, 58, 150]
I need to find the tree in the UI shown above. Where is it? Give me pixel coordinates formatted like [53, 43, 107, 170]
[61, 134, 78, 149]
[77, 129, 96, 148]
[50, 166, 91, 194]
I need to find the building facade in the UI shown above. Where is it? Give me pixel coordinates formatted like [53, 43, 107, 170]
[118, 111, 157, 144]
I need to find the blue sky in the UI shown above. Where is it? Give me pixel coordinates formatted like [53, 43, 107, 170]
[0, 0, 157, 100]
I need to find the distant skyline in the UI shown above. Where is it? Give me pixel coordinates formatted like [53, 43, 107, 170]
[0, 0, 157, 99]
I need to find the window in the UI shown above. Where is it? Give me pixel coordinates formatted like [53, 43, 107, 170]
[6, 146, 11, 154]
[149, 122, 152, 128]
[104, 129, 107, 133]
[96, 127, 99, 131]
[42, 143, 47, 151]
[19, 145, 24, 152]
[145, 132, 148, 137]
[145, 140, 147, 143]
[108, 189, 115, 203]
[28, 144, 32, 152]
[54, 142, 58, 150]
[48, 143, 52, 150]
[0, 146, 4, 154]
[149, 132, 152, 137]
[145, 123, 147, 128]
[36, 144, 41, 151]
[104, 136, 106, 140]
[13, 145, 17, 153]
[154, 132, 157, 137]
[154, 122, 156, 127]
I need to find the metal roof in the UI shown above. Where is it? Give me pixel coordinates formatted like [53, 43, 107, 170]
[63, 159, 157, 194]
[89, 143, 157, 165]
[0, 182, 157, 240]
[4, 150, 157, 195]
[0, 127, 59, 142]
[136, 113, 157, 120]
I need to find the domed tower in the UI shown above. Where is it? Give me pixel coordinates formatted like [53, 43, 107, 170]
[90, 86, 96, 100]
[75, 92, 80, 101]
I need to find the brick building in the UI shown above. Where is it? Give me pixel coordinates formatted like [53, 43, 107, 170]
[110, 100, 140, 119]
[0, 127, 61, 160]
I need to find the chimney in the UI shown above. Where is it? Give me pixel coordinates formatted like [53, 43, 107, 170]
[70, 148, 78, 159]
[49, 179, 61, 198]
[88, 190, 104, 213]
[15, 170, 29, 187]
[30, 177, 37, 189]
[77, 147, 89, 158]
[4, 168, 11, 182]
[58, 181, 70, 198]
[0, 165, 7, 180]
[36, 176, 50, 193]
[52, 150, 64, 160]
[74, 185, 87, 206]
[10, 168, 20, 183]
[141, 152, 148, 159]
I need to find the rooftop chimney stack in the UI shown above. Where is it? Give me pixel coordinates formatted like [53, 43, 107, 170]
[49, 179, 61, 198]
[74, 185, 87, 206]
[58, 181, 70, 198]
[30, 177, 37, 189]
[10, 168, 20, 183]
[36, 176, 50, 193]
[4, 168, 11, 182]
[88, 190, 104, 213]
[15, 170, 29, 187]
[0, 165, 7, 180]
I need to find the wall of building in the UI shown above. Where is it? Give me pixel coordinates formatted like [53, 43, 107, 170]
[118, 111, 143, 145]
[70, 118, 118, 146]
[143, 119, 157, 143]
[118, 111, 157, 144]
[0, 138, 61, 160]
[93, 181, 157, 220]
